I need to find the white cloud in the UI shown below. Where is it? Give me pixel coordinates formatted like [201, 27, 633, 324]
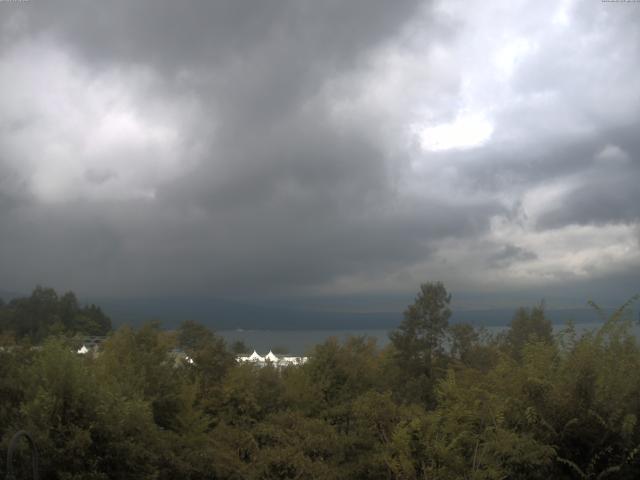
[0, 42, 194, 203]
[309, 0, 640, 297]
[414, 112, 494, 151]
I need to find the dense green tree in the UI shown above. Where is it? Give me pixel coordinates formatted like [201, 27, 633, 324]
[231, 339, 250, 354]
[156, 381, 222, 480]
[448, 323, 499, 372]
[250, 411, 340, 480]
[502, 303, 553, 360]
[11, 340, 160, 479]
[220, 363, 287, 428]
[177, 320, 216, 351]
[0, 286, 111, 343]
[389, 281, 452, 404]
[96, 322, 182, 430]
[303, 336, 382, 429]
[177, 320, 235, 411]
[449, 322, 479, 363]
[2, 284, 640, 479]
[0, 346, 29, 456]
[75, 304, 112, 336]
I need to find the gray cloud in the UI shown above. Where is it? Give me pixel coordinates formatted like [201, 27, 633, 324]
[487, 244, 538, 268]
[6, 0, 427, 76]
[537, 163, 640, 229]
[0, 0, 638, 304]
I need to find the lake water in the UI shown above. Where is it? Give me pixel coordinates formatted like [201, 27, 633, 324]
[218, 322, 620, 355]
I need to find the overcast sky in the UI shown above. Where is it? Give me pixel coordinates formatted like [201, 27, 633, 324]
[0, 0, 639, 305]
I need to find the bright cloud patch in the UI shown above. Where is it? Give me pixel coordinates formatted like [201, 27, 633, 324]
[0, 42, 187, 203]
[415, 112, 494, 151]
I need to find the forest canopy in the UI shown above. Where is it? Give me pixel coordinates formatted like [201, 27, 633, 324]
[0, 286, 112, 343]
[0, 284, 639, 479]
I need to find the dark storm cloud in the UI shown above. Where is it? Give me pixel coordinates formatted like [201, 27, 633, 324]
[456, 119, 640, 231]
[451, 120, 640, 222]
[537, 162, 640, 229]
[1, 0, 476, 297]
[7, 0, 425, 72]
[0, 0, 638, 301]
[0, 191, 501, 297]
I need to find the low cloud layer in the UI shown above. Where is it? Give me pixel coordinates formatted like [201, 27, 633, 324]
[0, 0, 638, 304]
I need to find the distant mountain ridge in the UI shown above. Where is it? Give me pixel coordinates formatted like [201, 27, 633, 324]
[93, 296, 401, 330]
[92, 296, 606, 331]
[2, 288, 621, 330]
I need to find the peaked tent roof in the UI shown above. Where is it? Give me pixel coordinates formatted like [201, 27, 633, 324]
[265, 351, 279, 362]
[249, 350, 265, 362]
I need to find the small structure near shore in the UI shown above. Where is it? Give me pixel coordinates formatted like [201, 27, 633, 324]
[237, 350, 308, 368]
[76, 336, 106, 355]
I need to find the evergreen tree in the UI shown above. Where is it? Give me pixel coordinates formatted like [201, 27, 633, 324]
[389, 281, 452, 405]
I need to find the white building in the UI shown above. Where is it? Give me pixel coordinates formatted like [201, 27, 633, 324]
[237, 350, 308, 368]
[76, 336, 107, 355]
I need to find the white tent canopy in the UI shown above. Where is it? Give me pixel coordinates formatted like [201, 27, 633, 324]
[248, 350, 265, 362]
[237, 350, 308, 367]
[265, 351, 279, 362]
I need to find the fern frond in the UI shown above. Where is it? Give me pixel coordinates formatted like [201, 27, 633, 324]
[587, 409, 609, 429]
[561, 418, 579, 437]
[556, 456, 587, 478]
[610, 293, 640, 323]
[626, 443, 640, 462]
[539, 415, 558, 436]
[595, 464, 621, 479]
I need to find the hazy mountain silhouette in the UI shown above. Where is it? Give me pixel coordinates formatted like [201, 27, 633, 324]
[91, 296, 602, 330]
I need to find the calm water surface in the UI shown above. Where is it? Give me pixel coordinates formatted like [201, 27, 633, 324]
[218, 322, 623, 356]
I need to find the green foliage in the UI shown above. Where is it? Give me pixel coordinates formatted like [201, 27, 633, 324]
[9, 340, 159, 479]
[177, 320, 236, 414]
[177, 319, 216, 351]
[389, 281, 452, 405]
[96, 322, 183, 429]
[231, 339, 251, 354]
[1, 284, 640, 479]
[501, 303, 553, 360]
[250, 412, 340, 480]
[0, 286, 111, 343]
